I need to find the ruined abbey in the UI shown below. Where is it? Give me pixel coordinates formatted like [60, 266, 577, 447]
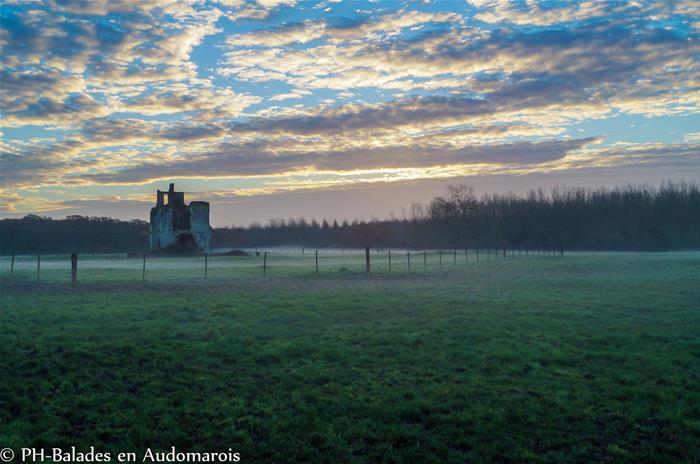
[150, 183, 211, 253]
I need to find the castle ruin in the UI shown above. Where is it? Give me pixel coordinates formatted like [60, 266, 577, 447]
[150, 183, 211, 253]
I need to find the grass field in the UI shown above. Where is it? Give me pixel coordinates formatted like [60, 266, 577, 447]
[1, 253, 699, 463]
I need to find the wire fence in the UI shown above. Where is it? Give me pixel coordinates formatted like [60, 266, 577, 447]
[0, 247, 564, 284]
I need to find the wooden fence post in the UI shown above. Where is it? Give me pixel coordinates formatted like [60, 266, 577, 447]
[10, 253, 15, 276]
[424, 251, 427, 272]
[476, 248, 479, 262]
[453, 249, 457, 265]
[71, 253, 78, 285]
[407, 251, 411, 272]
[204, 253, 208, 279]
[388, 249, 392, 272]
[37, 254, 41, 281]
[503, 248, 506, 259]
[263, 251, 267, 276]
[439, 250, 442, 267]
[315, 250, 318, 274]
[365, 246, 370, 273]
[142, 253, 146, 281]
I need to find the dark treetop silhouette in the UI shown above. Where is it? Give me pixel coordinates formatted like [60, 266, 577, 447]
[1, 182, 698, 254]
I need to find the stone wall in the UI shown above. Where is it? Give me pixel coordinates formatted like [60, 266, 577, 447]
[149, 186, 211, 253]
[150, 206, 175, 249]
[189, 201, 212, 253]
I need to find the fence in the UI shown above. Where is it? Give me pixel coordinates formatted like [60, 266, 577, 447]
[0, 247, 564, 284]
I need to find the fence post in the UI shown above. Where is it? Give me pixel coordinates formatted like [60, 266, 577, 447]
[365, 246, 370, 273]
[453, 249, 457, 265]
[204, 253, 208, 279]
[439, 250, 442, 267]
[476, 248, 479, 262]
[142, 253, 146, 281]
[37, 254, 41, 281]
[263, 252, 267, 276]
[503, 248, 506, 259]
[388, 249, 392, 272]
[315, 250, 318, 274]
[407, 251, 411, 272]
[10, 253, 14, 276]
[71, 253, 78, 285]
[424, 251, 427, 272]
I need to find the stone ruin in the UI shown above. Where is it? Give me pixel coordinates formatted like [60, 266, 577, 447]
[150, 183, 211, 254]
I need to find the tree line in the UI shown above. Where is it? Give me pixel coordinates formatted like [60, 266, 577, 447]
[215, 182, 700, 251]
[0, 215, 150, 254]
[1, 182, 698, 254]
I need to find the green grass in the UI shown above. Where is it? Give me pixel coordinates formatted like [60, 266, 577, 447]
[1, 253, 699, 463]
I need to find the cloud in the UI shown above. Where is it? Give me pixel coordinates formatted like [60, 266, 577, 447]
[48, 0, 194, 16]
[470, 0, 626, 26]
[684, 132, 700, 143]
[1, 3, 224, 125]
[268, 89, 313, 101]
[219, 10, 699, 125]
[0, 138, 85, 188]
[119, 85, 261, 116]
[0, 65, 86, 112]
[219, 0, 297, 20]
[324, 10, 461, 41]
[2, 0, 699, 218]
[226, 20, 327, 47]
[82, 137, 596, 184]
[224, 72, 621, 136]
[2, 93, 116, 128]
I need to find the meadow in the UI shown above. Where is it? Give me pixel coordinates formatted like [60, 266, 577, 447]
[1, 252, 699, 463]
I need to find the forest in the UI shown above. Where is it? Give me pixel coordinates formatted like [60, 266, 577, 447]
[1, 182, 699, 253]
[0, 215, 150, 254]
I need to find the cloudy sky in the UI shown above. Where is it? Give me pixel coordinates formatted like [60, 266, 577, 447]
[1, 0, 699, 226]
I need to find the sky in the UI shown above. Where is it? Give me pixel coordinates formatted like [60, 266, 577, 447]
[1, 0, 699, 226]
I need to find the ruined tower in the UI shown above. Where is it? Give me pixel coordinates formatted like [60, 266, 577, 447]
[150, 183, 211, 253]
